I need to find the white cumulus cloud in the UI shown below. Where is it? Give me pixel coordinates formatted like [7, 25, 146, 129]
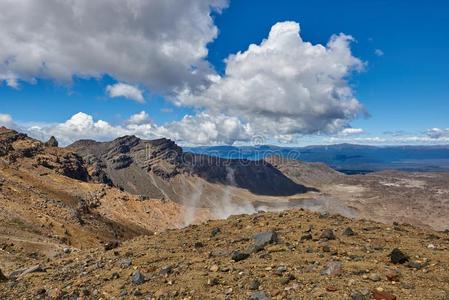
[426, 128, 449, 139]
[106, 83, 144, 103]
[340, 128, 364, 135]
[177, 21, 365, 137]
[17, 112, 251, 146]
[0, 0, 227, 92]
[374, 49, 384, 56]
[0, 113, 15, 128]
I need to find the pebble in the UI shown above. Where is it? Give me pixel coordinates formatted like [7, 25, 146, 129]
[231, 250, 250, 262]
[160, 265, 173, 276]
[0, 269, 7, 282]
[249, 279, 261, 290]
[372, 290, 397, 300]
[248, 291, 268, 300]
[131, 270, 145, 285]
[320, 229, 336, 240]
[211, 227, 221, 237]
[389, 248, 409, 264]
[300, 233, 313, 241]
[369, 273, 381, 282]
[343, 227, 356, 236]
[320, 261, 342, 276]
[209, 264, 219, 272]
[207, 277, 219, 286]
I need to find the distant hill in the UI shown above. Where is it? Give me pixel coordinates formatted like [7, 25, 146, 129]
[184, 144, 449, 173]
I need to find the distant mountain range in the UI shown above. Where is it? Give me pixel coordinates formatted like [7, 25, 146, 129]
[184, 144, 449, 173]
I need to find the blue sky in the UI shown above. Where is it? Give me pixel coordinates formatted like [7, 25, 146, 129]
[0, 0, 448, 145]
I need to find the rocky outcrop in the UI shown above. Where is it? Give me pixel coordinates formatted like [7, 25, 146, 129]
[69, 135, 309, 200]
[0, 127, 89, 181]
[45, 136, 58, 147]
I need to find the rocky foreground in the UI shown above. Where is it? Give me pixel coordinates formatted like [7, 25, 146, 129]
[2, 209, 449, 299]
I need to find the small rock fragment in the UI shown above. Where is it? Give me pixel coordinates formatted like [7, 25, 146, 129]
[320, 229, 336, 240]
[351, 291, 366, 300]
[320, 261, 342, 276]
[369, 273, 381, 282]
[231, 250, 250, 262]
[207, 277, 219, 286]
[211, 227, 221, 237]
[385, 270, 400, 282]
[249, 279, 260, 290]
[160, 265, 173, 276]
[372, 290, 397, 300]
[250, 231, 278, 252]
[300, 233, 313, 241]
[248, 291, 268, 300]
[389, 248, 409, 264]
[209, 264, 219, 272]
[343, 227, 356, 236]
[120, 258, 132, 268]
[131, 270, 145, 285]
[104, 240, 119, 251]
[0, 269, 7, 282]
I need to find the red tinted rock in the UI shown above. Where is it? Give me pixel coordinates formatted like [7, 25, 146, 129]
[372, 290, 397, 300]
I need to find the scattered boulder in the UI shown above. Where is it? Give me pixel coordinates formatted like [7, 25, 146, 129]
[45, 136, 58, 147]
[119, 258, 132, 268]
[249, 279, 261, 290]
[211, 227, 221, 237]
[231, 250, 250, 262]
[207, 277, 219, 286]
[249, 231, 278, 253]
[104, 240, 119, 251]
[0, 269, 7, 282]
[372, 290, 397, 300]
[10, 265, 45, 279]
[343, 227, 356, 236]
[351, 291, 366, 300]
[320, 261, 342, 276]
[131, 270, 145, 285]
[160, 265, 173, 276]
[389, 248, 409, 264]
[405, 260, 423, 270]
[320, 229, 336, 240]
[368, 273, 381, 282]
[194, 242, 204, 249]
[300, 233, 313, 241]
[385, 270, 400, 282]
[248, 291, 268, 300]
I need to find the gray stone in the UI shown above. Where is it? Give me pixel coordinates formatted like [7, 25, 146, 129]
[248, 291, 268, 300]
[320, 229, 336, 240]
[231, 250, 250, 262]
[320, 261, 342, 276]
[119, 258, 132, 268]
[131, 270, 145, 285]
[343, 227, 356, 236]
[250, 231, 278, 252]
[160, 265, 173, 276]
[249, 279, 260, 290]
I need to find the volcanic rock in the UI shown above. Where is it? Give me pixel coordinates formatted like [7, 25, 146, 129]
[231, 250, 250, 262]
[320, 229, 336, 240]
[0, 269, 7, 282]
[343, 227, 356, 236]
[131, 270, 145, 285]
[389, 248, 409, 264]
